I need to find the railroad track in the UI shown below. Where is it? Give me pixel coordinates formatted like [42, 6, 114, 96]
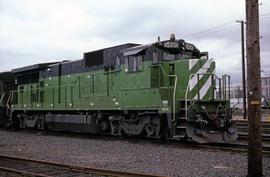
[191, 143, 270, 156]
[235, 120, 270, 141]
[166, 140, 270, 158]
[1, 128, 270, 170]
[0, 154, 168, 177]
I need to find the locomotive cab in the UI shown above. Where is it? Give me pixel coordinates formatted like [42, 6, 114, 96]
[156, 36, 238, 143]
[122, 34, 238, 143]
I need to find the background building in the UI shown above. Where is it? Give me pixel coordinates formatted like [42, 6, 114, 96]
[215, 77, 270, 109]
[262, 77, 270, 99]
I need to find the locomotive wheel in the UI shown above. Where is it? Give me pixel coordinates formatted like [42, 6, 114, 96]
[18, 114, 26, 129]
[109, 119, 122, 136]
[145, 124, 155, 137]
[100, 120, 109, 132]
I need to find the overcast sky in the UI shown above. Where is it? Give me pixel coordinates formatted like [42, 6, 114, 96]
[0, 0, 269, 85]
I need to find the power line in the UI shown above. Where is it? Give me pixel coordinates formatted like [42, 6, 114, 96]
[261, 16, 270, 20]
[186, 23, 237, 41]
[182, 21, 234, 39]
[261, 13, 270, 17]
[182, 13, 270, 41]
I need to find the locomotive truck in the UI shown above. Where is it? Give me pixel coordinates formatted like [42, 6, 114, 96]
[0, 35, 237, 143]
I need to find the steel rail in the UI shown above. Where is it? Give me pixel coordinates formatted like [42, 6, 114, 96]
[235, 120, 270, 141]
[0, 154, 169, 177]
[0, 166, 49, 177]
[178, 142, 270, 156]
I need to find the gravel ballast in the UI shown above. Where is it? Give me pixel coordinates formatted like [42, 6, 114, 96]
[0, 129, 269, 177]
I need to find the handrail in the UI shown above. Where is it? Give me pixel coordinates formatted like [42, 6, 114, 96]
[185, 73, 217, 119]
[9, 92, 14, 105]
[159, 64, 167, 77]
[215, 75, 230, 100]
[0, 92, 6, 105]
[169, 75, 177, 122]
[185, 74, 195, 119]
[224, 74, 231, 102]
[5, 92, 12, 117]
[6, 93, 12, 107]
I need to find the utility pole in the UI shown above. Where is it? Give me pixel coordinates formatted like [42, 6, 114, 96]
[246, 0, 262, 176]
[236, 20, 247, 119]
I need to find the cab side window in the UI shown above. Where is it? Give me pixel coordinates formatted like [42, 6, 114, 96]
[163, 52, 175, 61]
[125, 56, 142, 72]
[115, 56, 121, 71]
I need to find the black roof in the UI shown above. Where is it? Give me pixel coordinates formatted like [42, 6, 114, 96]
[11, 62, 59, 74]
[83, 43, 140, 56]
[0, 72, 15, 82]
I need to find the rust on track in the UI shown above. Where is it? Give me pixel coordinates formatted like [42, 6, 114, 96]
[0, 154, 169, 177]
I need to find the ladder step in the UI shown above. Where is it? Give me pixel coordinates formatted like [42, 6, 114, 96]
[176, 126, 187, 129]
[173, 135, 186, 138]
[177, 117, 187, 120]
[180, 108, 188, 110]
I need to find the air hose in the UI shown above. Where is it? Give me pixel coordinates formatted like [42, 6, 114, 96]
[202, 105, 227, 120]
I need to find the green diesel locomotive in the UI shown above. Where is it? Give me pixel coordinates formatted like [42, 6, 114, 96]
[0, 35, 237, 143]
